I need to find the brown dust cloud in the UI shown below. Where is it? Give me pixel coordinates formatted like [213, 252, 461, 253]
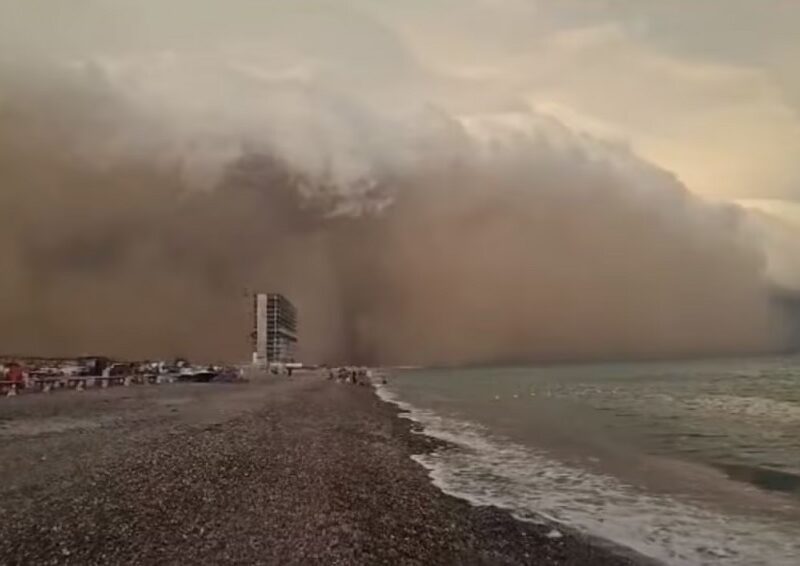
[0, 1, 797, 365]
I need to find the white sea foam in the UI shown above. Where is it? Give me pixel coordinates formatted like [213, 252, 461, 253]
[375, 383, 800, 566]
[685, 395, 800, 424]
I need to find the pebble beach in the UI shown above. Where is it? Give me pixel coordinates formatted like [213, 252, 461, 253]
[0, 372, 646, 565]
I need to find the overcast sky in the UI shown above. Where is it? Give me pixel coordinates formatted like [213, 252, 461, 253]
[2, 0, 797, 203]
[371, 0, 800, 202]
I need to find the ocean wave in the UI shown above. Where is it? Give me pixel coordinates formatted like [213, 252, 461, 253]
[683, 395, 800, 424]
[376, 384, 800, 566]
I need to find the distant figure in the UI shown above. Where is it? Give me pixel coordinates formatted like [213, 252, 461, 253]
[287, 367, 294, 377]
[6, 362, 24, 389]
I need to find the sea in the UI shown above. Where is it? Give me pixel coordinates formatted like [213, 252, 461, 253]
[376, 356, 800, 565]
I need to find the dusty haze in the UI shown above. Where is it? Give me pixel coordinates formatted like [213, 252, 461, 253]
[0, 1, 796, 365]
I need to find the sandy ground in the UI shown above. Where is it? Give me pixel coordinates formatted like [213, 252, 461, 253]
[0, 373, 644, 565]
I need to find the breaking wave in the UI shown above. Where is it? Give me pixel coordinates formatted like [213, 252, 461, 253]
[376, 383, 800, 565]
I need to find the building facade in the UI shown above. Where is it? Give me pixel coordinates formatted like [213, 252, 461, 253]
[253, 293, 269, 367]
[253, 293, 298, 366]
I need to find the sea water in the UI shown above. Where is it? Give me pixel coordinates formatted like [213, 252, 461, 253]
[377, 356, 800, 565]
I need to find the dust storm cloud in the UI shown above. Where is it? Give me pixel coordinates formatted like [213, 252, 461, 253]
[0, 1, 792, 364]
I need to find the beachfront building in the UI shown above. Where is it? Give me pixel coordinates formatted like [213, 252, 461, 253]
[267, 294, 298, 363]
[252, 293, 298, 367]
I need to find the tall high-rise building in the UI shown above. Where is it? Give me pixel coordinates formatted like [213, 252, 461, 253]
[252, 293, 298, 366]
[266, 294, 298, 363]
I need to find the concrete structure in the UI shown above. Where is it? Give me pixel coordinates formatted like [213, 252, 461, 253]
[252, 293, 298, 367]
[253, 294, 269, 367]
[266, 294, 298, 364]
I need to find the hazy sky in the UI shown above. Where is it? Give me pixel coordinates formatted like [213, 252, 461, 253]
[373, 0, 800, 201]
[2, 0, 798, 201]
[1, 1, 798, 363]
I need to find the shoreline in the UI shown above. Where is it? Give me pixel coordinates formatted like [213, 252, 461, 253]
[373, 380, 656, 566]
[0, 373, 649, 564]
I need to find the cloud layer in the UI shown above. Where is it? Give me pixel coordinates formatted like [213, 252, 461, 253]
[0, 1, 796, 363]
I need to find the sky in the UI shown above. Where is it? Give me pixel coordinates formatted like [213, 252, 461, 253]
[2, 0, 798, 201]
[379, 0, 800, 201]
[0, 0, 798, 363]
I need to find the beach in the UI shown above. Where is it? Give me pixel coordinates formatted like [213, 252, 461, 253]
[0, 373, 641, 565]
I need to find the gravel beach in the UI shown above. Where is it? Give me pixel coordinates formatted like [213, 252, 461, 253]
[0, 373, 646, 565]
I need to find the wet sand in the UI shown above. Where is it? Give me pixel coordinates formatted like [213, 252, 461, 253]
[0, 373, 645, 565]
